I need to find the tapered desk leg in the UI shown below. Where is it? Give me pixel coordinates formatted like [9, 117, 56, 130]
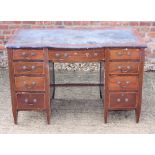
[52, 62, 55, 99]
[99, 62, 102, 99]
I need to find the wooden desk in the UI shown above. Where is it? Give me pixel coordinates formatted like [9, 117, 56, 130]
[6, 28, 146, 124]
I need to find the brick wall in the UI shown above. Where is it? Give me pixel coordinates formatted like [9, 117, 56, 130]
[0, 21, 155, 71]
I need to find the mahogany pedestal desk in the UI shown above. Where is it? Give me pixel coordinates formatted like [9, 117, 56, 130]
[6, 28, 147, 124]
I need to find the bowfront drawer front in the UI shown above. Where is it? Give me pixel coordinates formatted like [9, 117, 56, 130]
[16, 93, 45, 109]
[109, 48, 141, 60]
[109, 62, 140, 74]
[15, 76, 45, 91]
[108, 76, 138, 91]
[13, 49, 44, 60]
[13, 62, 45, 75]
[48, 49, 105, 62]
[109, 92, 137, 109]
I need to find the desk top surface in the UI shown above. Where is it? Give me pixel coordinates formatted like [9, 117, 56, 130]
[6, 28, 146, 49]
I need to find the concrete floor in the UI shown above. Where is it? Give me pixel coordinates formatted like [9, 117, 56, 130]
[0, 69, 155, 133]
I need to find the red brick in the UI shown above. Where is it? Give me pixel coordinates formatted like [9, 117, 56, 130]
[140, 27, 150, 32]
[140, 22, 151, 26]
[110, 22, 122, 26]
[64, 21, 73, 25]
[90, 21, 100, 25]
[54, 21, 63, 25]
[150, 27, 155, 31]
[147, 32, 155, 37]
[3, 30, 11, 35]
[0, 25, 8, 29]
[35, 21, 44, 25]
[0, 45, 5, 50]
[80, 21, 90, 25]
[8, 24, 21, 29]
[22, 25, 31, 28]
[31, 25, 43, 28]
[129, 22, 139, 26]
[1, 21, 22, 24]
[43, 21, 54, 25]
[121, 22, 129, 26]
[101, 21, 125, 26]
[72, 21, 81, 25]
[100, 22, 112, 26]
[0, 35, 4, 39]
[12, 21, 23, 24]
[22, 21, 35, 24]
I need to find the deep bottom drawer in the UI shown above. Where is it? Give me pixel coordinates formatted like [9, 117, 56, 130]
[16, 93, 45, 109]
[109, 92, 137, 109]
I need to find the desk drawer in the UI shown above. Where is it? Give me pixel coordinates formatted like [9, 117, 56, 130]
[13, 62, 45, 75]
[109, 48, 141, 60]
[48, 49, 105, 62]
[109, 62, 140, 74]
[109, 92, 137, 109]
[16, 93, 45, 109]
[15, 76, 45, 91]
[13, 49, 44, 60]
[108, 76, 138, 91]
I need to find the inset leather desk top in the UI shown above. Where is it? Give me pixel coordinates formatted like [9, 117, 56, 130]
[6, 28, 146, 49]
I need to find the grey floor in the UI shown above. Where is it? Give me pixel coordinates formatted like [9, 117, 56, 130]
[0, 68, 155, 133]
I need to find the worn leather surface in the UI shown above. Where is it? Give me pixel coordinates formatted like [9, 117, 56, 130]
[6, 28, 146, 48]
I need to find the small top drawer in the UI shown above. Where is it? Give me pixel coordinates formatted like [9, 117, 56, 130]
[13, 49, 44, 60]
[109, 48, 141, 60]
[109, 62, 140, 74]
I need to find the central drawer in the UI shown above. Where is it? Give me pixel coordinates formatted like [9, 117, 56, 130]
[16, 93, 45, 109]
[48, 49, 105, 62]
[108, 76, 138, 91]
[15, 76, 45, 91]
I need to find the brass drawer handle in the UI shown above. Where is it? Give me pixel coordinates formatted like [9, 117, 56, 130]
[24, 81, 36, 89]
[85, 53, 90, 57]
[33, 98, 37, 103]
[116, 81, 130, 88]
[21, 52, 29, 58]
[64, 53, 68, 58]
[22, 65, 27, 70]
[117, 52, 123, 56]
[94, 53, 98, 56]
[117, 65, 132, 73]
[24, 98, 29, 103]
[117, 98, 121, 102]
[31, 52, 36, 56]
[31, 65, 36, 70]
[21, 65, 36, 72]
[55, 53, 60, 57]
[126, 81, 130, 84]
[116, 49, 132, 57]
[124, 48, 128, 51]
[125, 98, 129, 102]
[127, 52, 131, 56]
